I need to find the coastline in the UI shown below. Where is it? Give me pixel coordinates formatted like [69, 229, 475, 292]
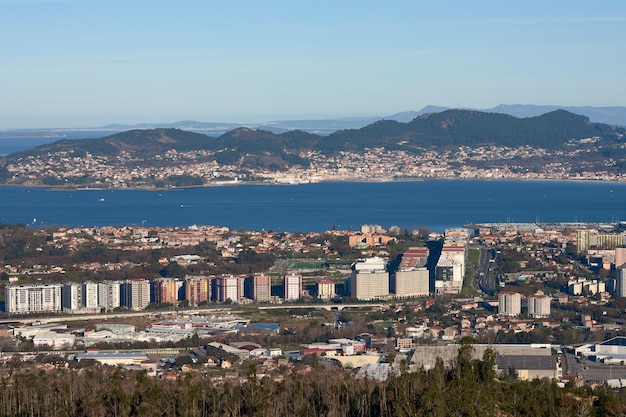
[1, 175, 625, 192]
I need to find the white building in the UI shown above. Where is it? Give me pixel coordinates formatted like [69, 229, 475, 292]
[394, 267, 429, 298]
[5, 284, 62, 314]
[284, 272, 302, 301]
[216, 275, 242, 303]
[98, 281, 121, 311]
[498, 291, 521, 317]
[434, 245, 465, 294]
[83, 281, 99, 309]
[527, 294, 551, 318]
[351, 257, 389, 300]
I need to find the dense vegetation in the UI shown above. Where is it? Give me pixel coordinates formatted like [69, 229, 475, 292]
[4, 110, 623, 162]
[1, 348, 625, 417]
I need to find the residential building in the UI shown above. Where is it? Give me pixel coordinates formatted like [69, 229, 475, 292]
[185, 275, 210, 306]
[527, 293, 551, 318]
[151, 277, 178, 304]
[284, 272, 302, 301]
[498, 291, 521, 317]
[394, 268, 429, 298]
[434, 244, 465, 294]
[316, 278, 336, 299]
[83, 282, 99, 309]
[247, 273, 271, 302]
[62, 282, 83, 312]
[121, 279, 151, 310]
[216, 275, 243, 303]
[617, 267, 626, 298]
[98, 281, 121, 311]
[350, 257, 389, 300]
[5, 284, 62, 314]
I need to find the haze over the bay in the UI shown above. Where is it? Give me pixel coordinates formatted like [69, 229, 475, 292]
[1, 0, 625, 129]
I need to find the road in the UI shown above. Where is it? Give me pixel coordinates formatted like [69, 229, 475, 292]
[473, 246, 498, 296]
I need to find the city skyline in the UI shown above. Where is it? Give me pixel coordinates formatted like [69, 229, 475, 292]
[2, 0, 625, 128]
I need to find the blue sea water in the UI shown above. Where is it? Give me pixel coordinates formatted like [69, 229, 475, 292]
[0, 180, 624, 232]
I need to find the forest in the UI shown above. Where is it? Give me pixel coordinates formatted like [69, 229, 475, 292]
[1, 346, 625, 417]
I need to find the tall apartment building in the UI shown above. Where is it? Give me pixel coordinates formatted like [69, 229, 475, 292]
[527, 293, 551, 318]
[5, 284, 62, 314]
[216, 275, 243, 303]
[62, 282, 83, 311]
[185, 276, 210, 306]
[247, 273, 271, 302]
[434, 244, 465, 294]
[316, 278, 336, 299]
[283, 272, 302, 301]
[498, 291, 522, 317]
[151, 277, 178, 304]
[615, 247, 626, 269]
[98, 281, 121, 311]
[393, 248, 430, 297]
[120, 279, 150, 310]
[350, 257, 389, 300]
[394, 268, 429, 298]
[617, 267, 626, 298]
[83, 282, 99, 309]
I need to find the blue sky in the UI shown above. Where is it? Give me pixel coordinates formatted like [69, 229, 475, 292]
[1, 0, 625, 128]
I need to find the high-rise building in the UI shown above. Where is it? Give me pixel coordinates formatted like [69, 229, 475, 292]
[83, 282, 99, 309]
[498, 291, 521, 317]
[249, 273, 271, 302]
[394, 248, 430, 297]
[5, 284, 62, 314]
[62, 282, 83, 311]
[434, 244, 465, 294]
[185, 275, 210, 306]
[616, 267, 626, 298]
[151, 277, 178, 304]
[98, 281, 121, 311]
[316, 278, 336, 299]
[120, 279, 150, 310]
[527, 293, 551, 318]
[216, 275, 242, 303]
[394, 268, 429, 298]
[615, 247, 626, 269]
[283, 272, 302, 301]
[350, 257, 389, 300]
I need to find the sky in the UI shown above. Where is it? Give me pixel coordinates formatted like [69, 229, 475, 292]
[1, 0, 625, 128]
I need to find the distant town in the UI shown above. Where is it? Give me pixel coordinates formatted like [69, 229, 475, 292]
[4, 144, 625, 189]
[2, 220, 626, 389]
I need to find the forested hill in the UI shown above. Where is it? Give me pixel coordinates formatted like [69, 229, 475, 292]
[6, 109, 623, 160]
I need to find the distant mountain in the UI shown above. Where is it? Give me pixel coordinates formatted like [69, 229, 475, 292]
[8, 109, 622, 160]
[485, 105, 626, 126]
[2, 109, 625, 188]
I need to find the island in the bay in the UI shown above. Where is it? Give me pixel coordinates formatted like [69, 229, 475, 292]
[1, 108, 625, 188]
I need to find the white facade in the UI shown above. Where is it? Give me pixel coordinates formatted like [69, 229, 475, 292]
[527, 295, 551, 318]
[98, 281, 121, 310]
[218, 275, 241, 302]
[5, 284, 62, 314]
[394, 267, 429, 297]
[351, 258, 389, 300]
[83, 281, 99, 308]
[498, 292, 522, 317]
[434, 246, 465, 294]
[121, 279, 150, 310]
[284, 273, 302, 301]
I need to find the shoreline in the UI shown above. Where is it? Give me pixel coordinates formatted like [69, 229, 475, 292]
[1, 176, 625, 192]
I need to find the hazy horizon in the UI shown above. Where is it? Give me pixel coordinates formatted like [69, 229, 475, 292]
[2, 0, 625, 129]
